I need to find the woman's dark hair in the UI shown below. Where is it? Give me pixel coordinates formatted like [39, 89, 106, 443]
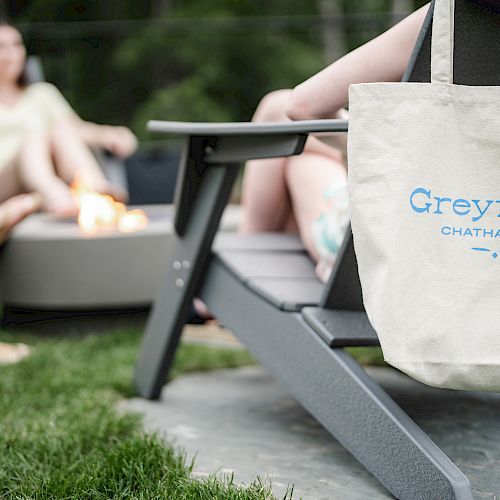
[0, 20, 28, 88]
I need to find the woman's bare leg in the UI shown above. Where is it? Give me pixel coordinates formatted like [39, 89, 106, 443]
[240, 90, 294, 233]
[15, 131, 77, 215]
[240, 89, 345, 243]
[240, 155, 292, 232]
[0, 138, 71, 215]
[285, 152, 347, 261]
[0, 156, 23, 203]
[0, 193, 38, 363]
[7, 118, 126, 214]
[50, 117, 127, 201]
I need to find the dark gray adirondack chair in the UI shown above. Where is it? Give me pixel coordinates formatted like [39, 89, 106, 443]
[134, 1, 499, 498]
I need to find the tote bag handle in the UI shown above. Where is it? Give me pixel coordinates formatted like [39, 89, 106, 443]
[431, 0, 455, 84]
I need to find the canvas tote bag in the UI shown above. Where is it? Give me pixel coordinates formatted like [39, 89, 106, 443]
[348, 0, 500, 391]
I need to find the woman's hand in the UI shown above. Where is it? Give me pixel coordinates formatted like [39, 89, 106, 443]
[0, 193, 42, 244]
[99, 125, 138, 159]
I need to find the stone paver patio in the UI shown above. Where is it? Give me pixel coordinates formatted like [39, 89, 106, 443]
[125, 354, 500, 499]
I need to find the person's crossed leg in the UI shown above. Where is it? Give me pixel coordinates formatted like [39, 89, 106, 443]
[0, 192, 41, 364]
[240, 89, 349, 281]
[0, 120, 128, 217]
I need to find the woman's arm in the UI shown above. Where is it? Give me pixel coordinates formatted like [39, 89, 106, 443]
[74, 119, 138, 159]
[287, 4, 430, 120]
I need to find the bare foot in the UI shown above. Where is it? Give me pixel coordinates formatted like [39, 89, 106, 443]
[0, 192, 42, 243]
[193, 298, 214, 321]
[0, 342, 30, 365]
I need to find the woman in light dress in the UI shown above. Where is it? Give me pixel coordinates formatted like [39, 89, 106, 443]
[0, 21, 137, 363]
[0, 22, 137, 216]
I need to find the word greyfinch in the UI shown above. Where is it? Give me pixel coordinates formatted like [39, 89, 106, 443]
[409, 187, 500, 222]
[409, 187, 500, 243]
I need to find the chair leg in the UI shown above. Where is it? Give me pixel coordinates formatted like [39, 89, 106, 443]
[199, 256, 473, 500]
[134, 165, 237, 399]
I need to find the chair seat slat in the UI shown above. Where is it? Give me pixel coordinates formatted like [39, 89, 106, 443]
[302, 307, 380, 347]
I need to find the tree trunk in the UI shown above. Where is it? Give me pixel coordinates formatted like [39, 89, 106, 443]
[318, 0, 346, 63]
[152, 0, 173, 17]
[0, 2, 9, 19]
[391, 0, 413, 23]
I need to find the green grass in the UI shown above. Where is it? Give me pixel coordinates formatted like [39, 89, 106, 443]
[0, 326, 385, 499]
[0, 327, 286, 499]
[345, 346, 385, 366]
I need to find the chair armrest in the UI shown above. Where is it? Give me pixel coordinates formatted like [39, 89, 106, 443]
[147, 119, 348, 137]
[149, 119, 348, 235]
[148, 119, 348, 165]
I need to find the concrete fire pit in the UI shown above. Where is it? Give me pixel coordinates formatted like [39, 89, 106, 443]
[0, 204, 241, 312]
[0, 205, 174, 310]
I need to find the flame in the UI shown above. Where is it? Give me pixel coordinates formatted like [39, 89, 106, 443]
[118, 209, 149, 233]
[70, 177, 148, 234]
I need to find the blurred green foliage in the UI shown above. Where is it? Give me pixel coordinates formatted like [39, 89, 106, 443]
[6, 0, 426, 137]
[116, 1, 326, 137]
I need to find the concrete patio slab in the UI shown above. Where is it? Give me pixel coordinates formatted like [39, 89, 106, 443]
[124, 363, 500, 499]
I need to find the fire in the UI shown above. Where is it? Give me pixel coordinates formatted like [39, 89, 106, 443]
[70, 178, 148, 234]
[118, 210, 149, 233]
